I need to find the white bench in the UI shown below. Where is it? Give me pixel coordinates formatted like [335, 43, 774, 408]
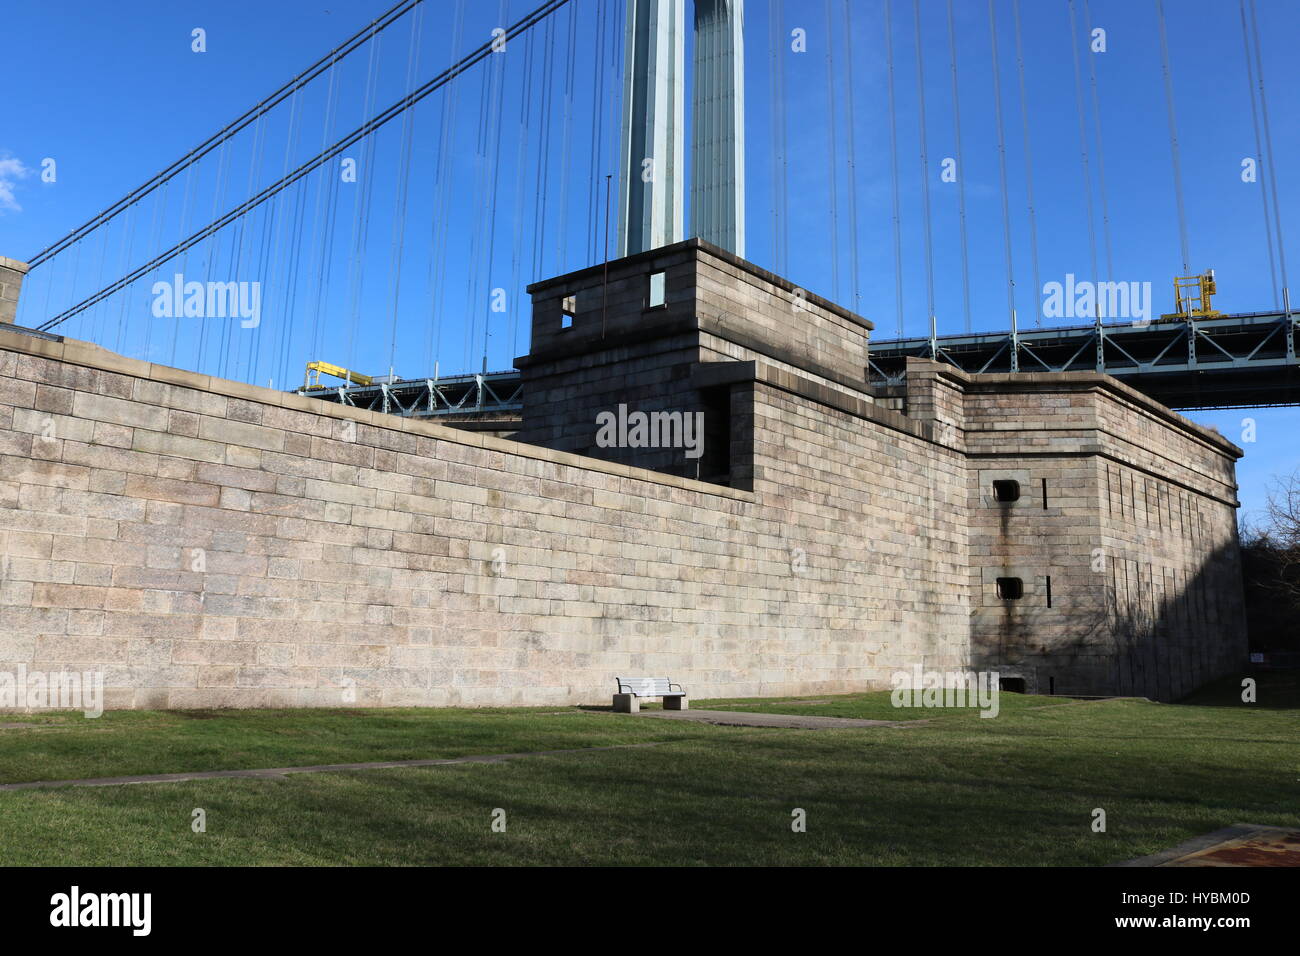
[613, 677, 688, 713]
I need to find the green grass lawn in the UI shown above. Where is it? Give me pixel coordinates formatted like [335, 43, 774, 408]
[0, 670, 1293, 866]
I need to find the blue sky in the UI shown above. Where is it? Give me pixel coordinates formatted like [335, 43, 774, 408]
[0, 0, 1296, 521]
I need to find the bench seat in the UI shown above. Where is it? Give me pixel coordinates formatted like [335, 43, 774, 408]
[613, 677, 688, 713]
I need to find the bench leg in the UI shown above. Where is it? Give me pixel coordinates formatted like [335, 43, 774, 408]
[612, 694, 639, 714]
[663, 695, 688, 711]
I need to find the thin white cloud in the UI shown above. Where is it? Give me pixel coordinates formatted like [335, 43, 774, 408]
[0, 156, 31, 213]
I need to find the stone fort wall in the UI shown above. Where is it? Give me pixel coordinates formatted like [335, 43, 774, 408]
[0, 240, 1247, 708]
[0, 328, 971, 709]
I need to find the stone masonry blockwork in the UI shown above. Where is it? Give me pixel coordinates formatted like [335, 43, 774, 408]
[0, 241, 1247, 708]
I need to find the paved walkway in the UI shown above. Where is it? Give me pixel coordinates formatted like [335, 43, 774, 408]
[624, 709, 921, 730]
[1115, 824, 1300, 867]
[0, 742, 665, 792]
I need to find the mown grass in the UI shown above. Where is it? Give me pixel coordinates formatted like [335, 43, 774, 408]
[0, 671, 1293, 866]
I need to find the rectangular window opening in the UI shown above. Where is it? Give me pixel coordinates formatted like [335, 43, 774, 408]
[648, 271, 666, 309]
[1045, 574, 1053, 608]
[1041, 477, 1048, 510]
[996, 576, 1024, 600]
[993, 479, 1020, 503]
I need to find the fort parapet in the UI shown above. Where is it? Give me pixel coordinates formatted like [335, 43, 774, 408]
[0, 241, 1245, 707]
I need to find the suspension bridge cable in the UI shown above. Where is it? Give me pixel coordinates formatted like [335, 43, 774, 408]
[946, 0, 972, 333]
[1237, 0, 1279, 306]
[1082, 0, 1115, 281]
[37, 0, 575, 333]
[988, 0, 1017, 325]
[482, 0, 512, 372]
[1155, 0, 1191, 275]
[344, 28, 385, 376]
[222, 111, 269, 380]
[464, 25, 496, 372]
[426, 0, 467, 378]
[884, 0, 905, 338]
[586, 0, 605, 263]
[824, 0, 841, 303]
[28, 0, 431, 269]
[387, 6, 426, 374]
[1247, 0, 1289, 300]
[275, 138, 311, 389]
[1011, 0, 1042, 325]
[773, 0, 789, 273]
[914, 0, 936, 332]
[557, 1, 577, 273]
[311, 63, 344, 372]
[506, 20, 539, 367]
[769, 1, 781, 268]
[1067, 0, 1099, 291]
[141, 180, 170, 362]
[169, 150, 200, 366]
[256, 85, 305, 384]
[842, 0, 861, 313]
[197, 135, 232, 370]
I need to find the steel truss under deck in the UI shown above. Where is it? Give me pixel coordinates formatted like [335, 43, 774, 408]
[296, 370, 522, 421]
[868, 311, 1300, 409]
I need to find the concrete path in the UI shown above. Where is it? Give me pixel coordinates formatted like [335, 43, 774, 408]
[0, 742, 665, 792]
[624, 708, 921, 730]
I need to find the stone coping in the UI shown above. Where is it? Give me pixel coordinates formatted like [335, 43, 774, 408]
[909, 358, 1245, 458]
[525, 237, 874, 331]
[0, 326, 757, 504]
[0, 256, 30, 274]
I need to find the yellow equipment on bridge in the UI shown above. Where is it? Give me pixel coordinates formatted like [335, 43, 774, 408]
[1160, 270, 1223, 321]
[302, 361, 373, 388]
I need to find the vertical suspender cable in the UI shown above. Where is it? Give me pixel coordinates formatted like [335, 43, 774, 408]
[1011, 0, 1042, 325]
[842, 0, 861, 312]
[427, 0, 466, 376]
[516, 23, 541, 362]
[1247, 0, 1289, 301]
[587, 1, 605, 263]
[255, 85, 303, 384]
[769, 0, 781, 269]
[169, 157, 199, 365]
[914, 0, 936, 333]
[1082, 0, 1115, 281]
[824, 0, 841, 302]
[344, 29, 384, 376]
[885, 0, 905, 338]
[946, 0, 972, 333]
[313, 66, 344, 373]
[465, 24, 495, 372]
[988, 0, 1017, 327]
[1067, 0, 1100, 291]
[1155, 0, 1191, 275]
[387, 6, 425, 373]
[775, 0, 789, 273]
[1239, 0, 1278, 308]
[557, 2, 577, 273]
[482, 0, 510, 372]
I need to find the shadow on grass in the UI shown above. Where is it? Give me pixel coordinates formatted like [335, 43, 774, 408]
[1175, 669, 1300, 709]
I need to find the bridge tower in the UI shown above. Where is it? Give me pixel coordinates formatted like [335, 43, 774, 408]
[618, 0, 745, 259]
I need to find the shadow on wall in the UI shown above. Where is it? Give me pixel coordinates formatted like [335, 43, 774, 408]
[975, 541, 1248, 703]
